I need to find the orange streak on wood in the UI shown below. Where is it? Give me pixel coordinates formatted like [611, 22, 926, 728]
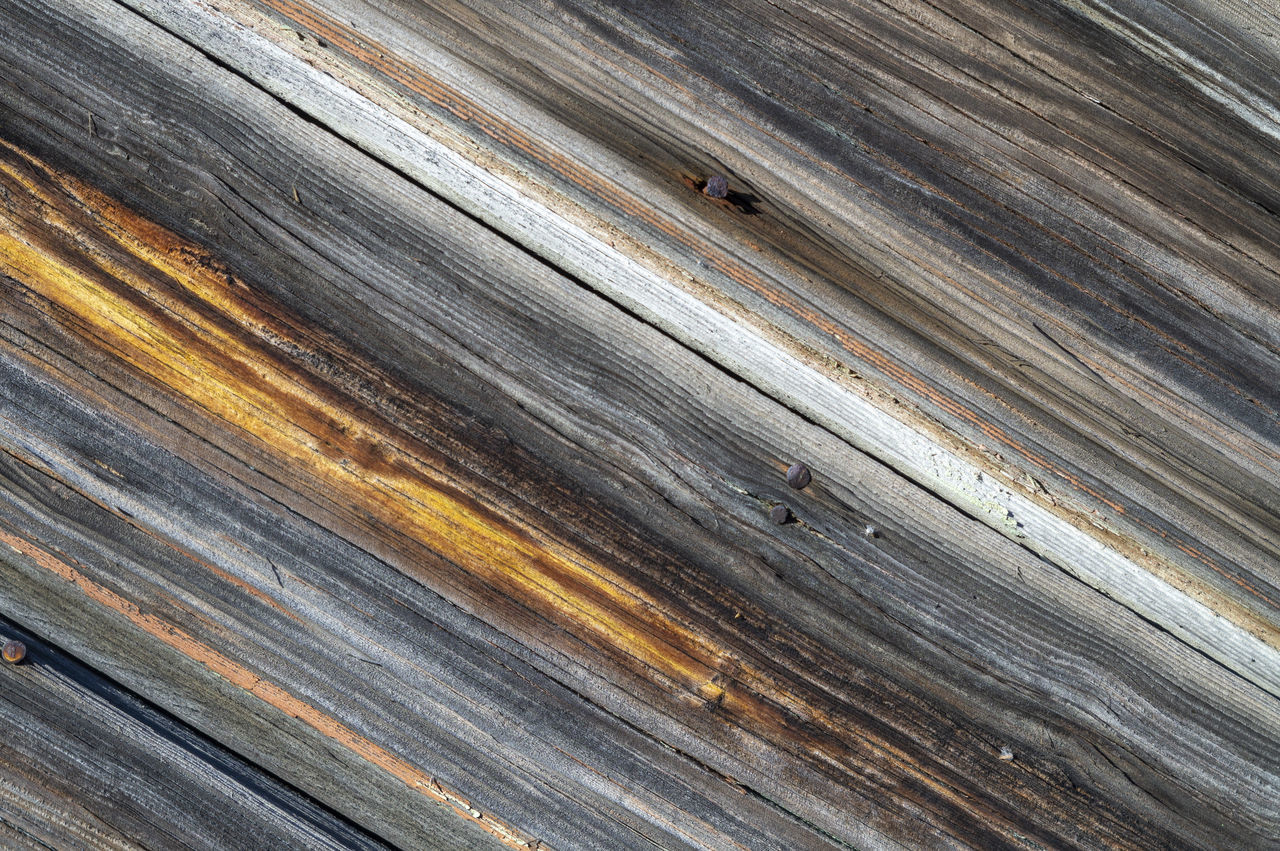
[0, 140, 1009, 826]
[0, 140, 722, 694]
[0, 526, 536, 849]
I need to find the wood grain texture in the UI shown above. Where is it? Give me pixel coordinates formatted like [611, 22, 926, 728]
[0, 0, 1277, 848]
[0, 617, 392, 850]
[131, 0, 1280, 687]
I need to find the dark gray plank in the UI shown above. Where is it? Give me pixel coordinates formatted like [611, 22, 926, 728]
[0, 0, 1276, 849]
[200, 0, 1280, 640]
[0, 617, 392, 851]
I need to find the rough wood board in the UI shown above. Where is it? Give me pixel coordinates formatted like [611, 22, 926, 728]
[0, 0, 1276, 849]
[0, 616, 394, 850]
[130, 0, 1280, 686]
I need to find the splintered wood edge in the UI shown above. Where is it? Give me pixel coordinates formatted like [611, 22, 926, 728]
[122, 0, 1280, 696]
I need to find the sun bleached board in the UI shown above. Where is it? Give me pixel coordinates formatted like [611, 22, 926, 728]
[122, 0, 1280, 686]
[0, 0, 1277, 848]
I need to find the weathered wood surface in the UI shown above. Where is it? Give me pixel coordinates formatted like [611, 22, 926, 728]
[0, 0, 1277, 848]
[0, 617, 393, 850]
[121, 0, 1280, 684]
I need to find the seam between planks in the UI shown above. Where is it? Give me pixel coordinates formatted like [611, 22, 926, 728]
[107, 0, 1280, 699]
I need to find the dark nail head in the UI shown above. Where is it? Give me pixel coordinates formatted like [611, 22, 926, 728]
[786, 462, 811, 490]
[3, 641, 26, 664]
[703, 175, 729, 199]
[770, 504, 791, 525]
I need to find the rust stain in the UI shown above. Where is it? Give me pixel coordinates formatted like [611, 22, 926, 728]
[0, 525, 538, 849]
[0, 141, 721, 689]
[244, 0, 1274, 609]
[0, 140, 1033, 839]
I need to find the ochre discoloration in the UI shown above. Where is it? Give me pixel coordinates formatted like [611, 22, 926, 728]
[0, 139, 1047, 844]
[0, 142, 723, 692]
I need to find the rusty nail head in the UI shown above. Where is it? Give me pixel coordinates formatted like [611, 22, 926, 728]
[786, 462, 811, 490]
[704, 175, 729, 199]
[770, 504, 791, 525]
[3, 641, 26, 664]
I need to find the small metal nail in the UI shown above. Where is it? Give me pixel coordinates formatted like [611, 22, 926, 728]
[864, 525, 878, 540]
[703, 175, 729, 199]
[786, 462, 811, 490]
[3, 641, 26, 664]
[770, 504, 791, 525]
[998, 746, 1015, 761]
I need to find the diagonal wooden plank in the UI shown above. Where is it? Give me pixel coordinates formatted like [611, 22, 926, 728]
[0, 615, 395, 851]
[117, 0, 1280, 689]
[0, 0, 1276, 848]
